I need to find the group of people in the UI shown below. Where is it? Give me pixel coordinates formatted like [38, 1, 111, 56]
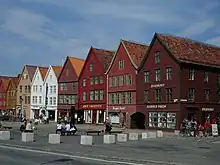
[180, 118, 216, 137]
[56, 121, 77, 136]
[20, 120, 35, 132]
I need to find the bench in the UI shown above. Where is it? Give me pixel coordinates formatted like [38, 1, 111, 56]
[110, 131, 123, 134]
[86, 130, 101, 136]
[3, 126, 12, 130]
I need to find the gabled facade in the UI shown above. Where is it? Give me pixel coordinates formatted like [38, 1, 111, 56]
[79, 47, 114, 124]
[17, 65, 37, 119]
[6, 76, 19, 114]
[30, 66, 48, 119]
[106, 40, 148, 128]
[138, 33, 220, 130]
[0, 76, 13, 112]
[58, 56, 85, 121]
[44, 65, 62, 121]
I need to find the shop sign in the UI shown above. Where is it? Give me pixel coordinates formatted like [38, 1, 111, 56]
[173, 99, 187, 102]
[212, 124, 219, 136]
[151, 84, 165, 88]
[146, 105, 167, 109]
[82, 104, 103, 109]
[112, 106, 126, 110]
[201, 108, 214, 111]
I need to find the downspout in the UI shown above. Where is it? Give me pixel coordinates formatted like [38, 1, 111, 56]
[178, 64, 181, 130]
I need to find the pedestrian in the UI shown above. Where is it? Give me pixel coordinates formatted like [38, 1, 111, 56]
[25, 121, 33, 133]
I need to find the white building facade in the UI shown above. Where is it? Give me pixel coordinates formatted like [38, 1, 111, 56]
[43, 66, 61, 122]
[30, 67, 48, 120]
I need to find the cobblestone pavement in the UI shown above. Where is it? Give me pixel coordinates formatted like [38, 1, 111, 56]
[1, 122, 220, 165]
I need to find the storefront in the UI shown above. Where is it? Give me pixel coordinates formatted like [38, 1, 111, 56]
[80, 104, 106, 124]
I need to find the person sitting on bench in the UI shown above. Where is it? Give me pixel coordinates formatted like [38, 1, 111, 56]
[20, 121, 27, 132]
[25, 121, 33, 133]
[65, 122, 71, 135]
[56, 122, 62, 134]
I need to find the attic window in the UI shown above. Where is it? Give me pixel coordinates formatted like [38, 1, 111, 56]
[119, 60, 124, 69]
[66, 69, 69, 76]
[154, 51, 160, 64]
[90, 63, 94, 72]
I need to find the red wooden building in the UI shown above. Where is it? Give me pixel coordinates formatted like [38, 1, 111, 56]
[57, 56, 85, 121]
[106, 40, 148, 128]
[78, 47, 114, 124]
[137, 33, 220, 130]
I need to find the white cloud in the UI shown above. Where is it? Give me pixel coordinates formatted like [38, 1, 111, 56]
[206, 36, 220, 46]
[179, 19, 216, 37]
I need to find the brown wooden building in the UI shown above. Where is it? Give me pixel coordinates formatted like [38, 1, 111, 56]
[57, 56, 85, 120]
[78, 47, 114, 124]
[137, 33, 220, 130]
[106, 40, 148, 128]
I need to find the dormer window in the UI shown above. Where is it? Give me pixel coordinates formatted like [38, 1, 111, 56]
[119, 60, 124, 69]
[90, 63, 93, 72]
[154, 51, 160, 64]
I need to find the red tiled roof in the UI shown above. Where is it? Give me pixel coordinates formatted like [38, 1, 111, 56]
[68, 56, 85, 77]
[39, 67, 48, 80]
[1, 79, 11, 90]
[92, 47, 114, 71]
[52, 66, 62, 78]
[156, 33, 220, 67]
[122, 40, 148, 68]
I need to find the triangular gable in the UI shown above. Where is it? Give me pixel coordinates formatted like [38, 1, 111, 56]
[39, 67, 48, 81]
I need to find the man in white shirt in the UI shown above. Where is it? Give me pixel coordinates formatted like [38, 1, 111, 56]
[56, 122, 62, 134]
[65, 122, 71, 135]
[25, 121, 33, 132]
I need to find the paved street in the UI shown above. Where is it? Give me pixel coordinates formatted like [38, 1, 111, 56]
[1, 122, 220, 165]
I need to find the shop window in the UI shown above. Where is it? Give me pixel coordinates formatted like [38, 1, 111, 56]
[167, 113, 176, 129]
[155, 69, 161, 81]
[149, 112, 158, 127]
[204, 72, 208, 82]
[166, 67, 172, 80]
[189, 69, 195, 80]
[158, 112, 167, 128]
[144, 71, 150, 83]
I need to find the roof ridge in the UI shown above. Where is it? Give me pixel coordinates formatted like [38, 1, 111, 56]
[68, 56, 85, 61]
[121, 39, 148, 46]
[157, 33, 220, 50]
[92, 47, 114, 53]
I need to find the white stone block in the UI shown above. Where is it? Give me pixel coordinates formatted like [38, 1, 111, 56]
[156, 130, 163, 137]
[22, 133, 34, 142]
[80, 135, 93, 145]
[0, 131, 10, 140]
[141, 132, 148, 139]
[117, 134, 127, 142]
[49, 134, 60, 144]
[103, 135, 116, 144]
[129, 133, 138, 140]
[174, 130, 180, 136]
[148, 132, 157, 138]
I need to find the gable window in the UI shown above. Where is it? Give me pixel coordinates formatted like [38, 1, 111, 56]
[28, 96, 30, 104]
[126, 92, 132, 104]
[109, 77, 113, 87]
[154, 51, 160, 64]
[166, 67, 172, 80]
[83, 79, 86, 87]
[25, 86, 27, 93]
[35, 85, 38, 92]
[189, 69, 195, 80]
[155, 69, 161, 81]
[39, 96, 42, 104]
[119, 75, 124, 86]
[166, 88, 172, 103]
[20, 86, 22, 93]
[204, 89, 210, 102]
[49, 97, 52, 105]
[39, 85, 42, 92]
[53, 86, 56, 93]
[83, 92, 87, 101]
[113, 76, 116, 87]
[90, 77, 94, 85]
[28, 86, 31, 93]
[90, 63, 94, 72]
[66, 69, 69, 76]
[119, 60, 124, 69]
[99, 90, 104, 100]
[144, 90, 149, 103]
[155, 88, 162, 102]
[53, 97, 56, 105]
[50, 86, 53, 94]
[144, 71, 150, 83]
[90, 91, 94, 101]
[126, 74, 132, 85]
[99, 76, 103, 84]
[204, 72, 208, 82]
[188, 88, 195, 101]
[95, 77, 99, 84]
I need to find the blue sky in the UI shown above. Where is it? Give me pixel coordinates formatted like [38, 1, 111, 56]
[0, 0, 220, 75]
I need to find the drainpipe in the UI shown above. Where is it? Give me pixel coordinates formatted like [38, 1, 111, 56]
[106, 74, 109, 117]
[178, 65, 181, 129]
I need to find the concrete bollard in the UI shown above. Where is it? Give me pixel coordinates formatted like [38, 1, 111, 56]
[117, 134, 127, 142]
[156, 130, 163, 137]
[22, 133, 34, 142]
[174, 130, 180, 136]
[129, 133, 138, 140]
[141, 132, 148, 139]
[148, 132, 157, 138]
[80, 135, 93, 145]
[103, 135, 116, 144]
[0, 131, 10, 140]
[49, 134, 60, 144]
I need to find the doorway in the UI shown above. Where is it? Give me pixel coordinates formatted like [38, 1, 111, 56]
[130, 112, 145, 129]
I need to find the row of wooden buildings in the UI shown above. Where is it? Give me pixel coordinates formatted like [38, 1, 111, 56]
[1, 33, 220, 130]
